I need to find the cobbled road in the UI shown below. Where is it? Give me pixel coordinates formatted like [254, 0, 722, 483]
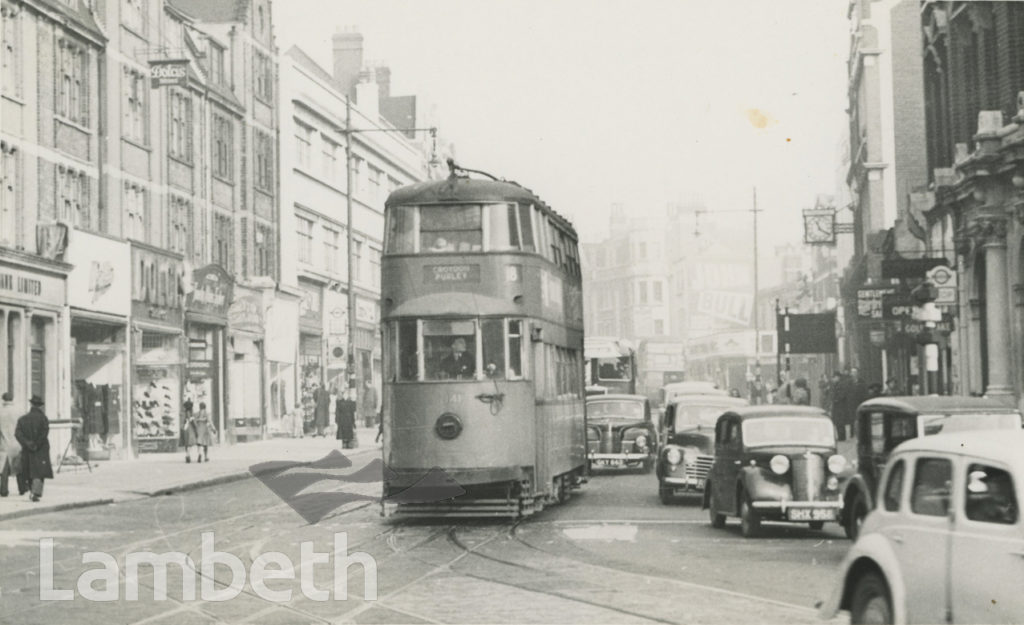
[0, 455, 851, 624]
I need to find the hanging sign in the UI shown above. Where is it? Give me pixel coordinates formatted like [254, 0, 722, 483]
[150, 59, 189, 88]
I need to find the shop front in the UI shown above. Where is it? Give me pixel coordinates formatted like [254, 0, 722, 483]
[265, 289, 299, 437]
[185, 265, 232, 441]
[66, 232, 131, 460]
[0, 252, 72, 460]
[227, 287, 265, 442]
[354, 295, 380, 389]
[130, 245, 185, 453]
[299, 279, 325, 434]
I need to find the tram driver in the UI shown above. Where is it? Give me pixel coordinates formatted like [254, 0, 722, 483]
[440, 337, 476, 379]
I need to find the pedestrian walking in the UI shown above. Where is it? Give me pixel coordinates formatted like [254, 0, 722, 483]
[830, 371, 849, 441]
[185, 402, 216, 463]
[818, 373, 833, 412]
[336, 388, 357, 449]
[748, 375, 768, 405]
[0, 411, 20, 497]
[359, 380, 378, 429]
[375, 418, 383, 444]
[313, 384, 330, 437]
[883, 377, 902, 396]
[15, 395, 53, 502]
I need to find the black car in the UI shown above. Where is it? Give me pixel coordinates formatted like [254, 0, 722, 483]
[704, 405, 845, 538]
[838, 395, 1023, 539]
[656, 395, 747, 504]
[586, 394, 656, 473]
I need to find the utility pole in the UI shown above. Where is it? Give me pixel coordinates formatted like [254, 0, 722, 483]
[341, 96, 437, 390]
[753, 187, 760, 370]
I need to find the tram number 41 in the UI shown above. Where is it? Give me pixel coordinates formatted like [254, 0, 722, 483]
[445, 393, 464, 405]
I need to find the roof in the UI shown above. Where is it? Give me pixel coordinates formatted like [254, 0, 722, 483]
[36, 0, 106, 43]
[286, 46, 342, 93]
[587, 394, 647, 403]
[725, 405, 830, 421]
[669, 395, 747, 409]
[168, 0, 248, 23]
[858, 395, 1020, 415]
[664, 381, 722, 392]
[893, 430, 1024, 467]
[387, 177, 577, 239]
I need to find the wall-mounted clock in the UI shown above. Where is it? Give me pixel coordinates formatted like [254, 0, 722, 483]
[803, 209, 836, 244]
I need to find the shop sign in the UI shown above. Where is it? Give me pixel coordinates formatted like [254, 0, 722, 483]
[0, 263, 66, 307]
[926, 264, 958, 306]
[695, 290, 753, 326]
[132, 300, 183, 328]
[298, 281, 322, 324]
[901, 319, 954, 335]
[857, 287, 896, 319]
[424, 264, 481, 283]
[187, 264, 233, 318]
[881, 257, 949, 280]
[66, 231, 130, 315]
[355, 297, 378, 324]
[881, 292, 916, 320]
[228, 295, 264, 334]
[187, 360, 214, 380]
[150, 59, 189, 88]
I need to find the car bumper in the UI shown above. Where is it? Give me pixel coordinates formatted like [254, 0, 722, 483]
[751, 500, 843, 521]
[661, 475, 706, 490]
[589, 452, 650, 462]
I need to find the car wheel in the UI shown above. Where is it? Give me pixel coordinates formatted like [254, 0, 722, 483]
[850, 572, 893, 625]
[845, 491, 869, 540]
[808, 521, 825, 531]
[739, 494, 761, 538]
[707, 485, 726, 528]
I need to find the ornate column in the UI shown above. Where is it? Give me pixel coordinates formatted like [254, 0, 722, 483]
[972, 216, 1014, 399]
[967, 298, 983, 395]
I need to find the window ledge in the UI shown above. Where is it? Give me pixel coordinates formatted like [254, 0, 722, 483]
[55, 115, 93, 135]
[169, 154, 193, 167]
[121, 136, 151, 152]
[213, 174, 234, 186]
[2, 93, 25, 106]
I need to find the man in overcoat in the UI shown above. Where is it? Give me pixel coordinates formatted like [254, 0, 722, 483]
[15, 395, 53, 502]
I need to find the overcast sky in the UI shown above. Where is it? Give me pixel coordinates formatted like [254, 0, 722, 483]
[274, 1, 851, 253]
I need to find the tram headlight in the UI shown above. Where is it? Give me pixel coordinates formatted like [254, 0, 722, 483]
[435, 413, 463, 440]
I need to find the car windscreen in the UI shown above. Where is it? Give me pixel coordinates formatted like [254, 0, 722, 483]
[674, 405, 730, 428]
[920, 412, 1023, 436]
[742, 417, 834, 447]
[587, 401, 645, 420]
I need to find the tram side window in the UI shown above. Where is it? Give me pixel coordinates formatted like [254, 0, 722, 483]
[421, 205, 482, 253]
[508, 320, 523, 378]
[387, 206, 416, 254]
[397, 320, 418, 381]
[424, 319, 477, 380]
[487, 203, 536, 252]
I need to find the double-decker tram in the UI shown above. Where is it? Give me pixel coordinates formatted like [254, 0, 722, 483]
[584, 337, 637, 396]
[379, 162, 586, 517]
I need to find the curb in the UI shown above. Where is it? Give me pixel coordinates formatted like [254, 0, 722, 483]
[0, 444, 383, 522]
[0, 497, 115, 522]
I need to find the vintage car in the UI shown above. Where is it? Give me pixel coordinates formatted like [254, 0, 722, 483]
[661, 381, 727, 407]
[839, 395, 1023, 540]
[586, 394, 656, 473]
[704, 405, 845, 537]
[656, 395, 747, 503]
[820, 430, 1024, 624]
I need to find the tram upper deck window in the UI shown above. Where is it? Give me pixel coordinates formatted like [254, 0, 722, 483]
[488, 204, 535, 252]
[421, 205, 482, 253]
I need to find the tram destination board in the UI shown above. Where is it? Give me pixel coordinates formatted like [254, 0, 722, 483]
[424, 264, 481, 283]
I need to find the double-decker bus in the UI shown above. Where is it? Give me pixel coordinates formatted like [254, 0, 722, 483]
[584, 337, 637, 396]
[637, 338, 687, 406]
[379, 163, 586, 517]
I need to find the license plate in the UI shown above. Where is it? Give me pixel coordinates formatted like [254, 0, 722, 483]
[600, 459, 622, 467]
[695, 478, 705, 490]
[788, 508, 836, 521]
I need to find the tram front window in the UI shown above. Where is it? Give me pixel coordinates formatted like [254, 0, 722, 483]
[392, 318, 526, 382]
[424, 320, 477, 380]
[420, 205, 482, 253]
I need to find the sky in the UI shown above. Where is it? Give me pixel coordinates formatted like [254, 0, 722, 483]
[274, 1, 851, 254]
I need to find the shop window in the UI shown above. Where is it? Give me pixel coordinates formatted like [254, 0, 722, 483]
[1, 310, 22, 401]
[30, 316, 48, 401]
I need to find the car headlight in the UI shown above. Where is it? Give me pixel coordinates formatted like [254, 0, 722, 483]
[827, 476, 839, 490]
[827, 454, 846, 474]
[665, 447, 683, 465]
[635, 434, 648, 449]
[770, 454, 790, 475]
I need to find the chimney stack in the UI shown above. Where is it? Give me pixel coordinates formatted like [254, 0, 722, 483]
[332, 30, 364, 97]
[375, 65, 391, 100]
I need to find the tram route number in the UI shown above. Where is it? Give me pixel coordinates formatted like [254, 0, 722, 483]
[445, 393, 464, 405]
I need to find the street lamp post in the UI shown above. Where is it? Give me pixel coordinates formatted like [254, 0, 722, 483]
[341, 95, 437, 389]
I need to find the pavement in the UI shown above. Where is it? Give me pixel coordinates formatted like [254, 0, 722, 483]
[0, 426, 381, 522]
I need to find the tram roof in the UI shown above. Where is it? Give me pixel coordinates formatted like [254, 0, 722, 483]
[386, 176, 578, 239]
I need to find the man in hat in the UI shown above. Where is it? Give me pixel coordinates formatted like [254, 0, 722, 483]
[0, 392, 19, 497]
[15, 395, 53, 502]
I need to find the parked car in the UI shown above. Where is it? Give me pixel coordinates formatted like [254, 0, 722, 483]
[586, 394, 656, 473]
[839, 395, 1023, 540]
[656, 394, 747, 504]
[703, 405, 845, 537]
[820, 430, 1024, 624]
[661, 381, 727, 407]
